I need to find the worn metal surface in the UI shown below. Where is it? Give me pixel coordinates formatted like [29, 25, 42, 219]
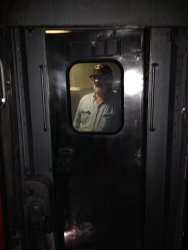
[145, 28, 172, 250]
[24, 29, 53, 180]
[1, 0, 188, 27]
[46, 29, 145, 250]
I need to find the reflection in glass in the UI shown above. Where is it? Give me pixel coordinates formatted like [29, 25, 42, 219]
[69, 62, 122, 133]
[124, 69, 143, 96]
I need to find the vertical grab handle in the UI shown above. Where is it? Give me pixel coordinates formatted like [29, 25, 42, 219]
[39, 65, 48, 131]
[0, 59, 6, 110]
[149, 63, 158, 132]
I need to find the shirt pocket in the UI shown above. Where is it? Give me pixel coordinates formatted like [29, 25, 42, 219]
[80, 111, 91, 126]
[102, 113, 114, 131]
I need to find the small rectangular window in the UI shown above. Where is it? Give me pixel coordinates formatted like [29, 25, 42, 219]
[68, 62, 123, 133]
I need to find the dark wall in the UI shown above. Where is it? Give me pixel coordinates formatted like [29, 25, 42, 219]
[1, 0, 188, 27]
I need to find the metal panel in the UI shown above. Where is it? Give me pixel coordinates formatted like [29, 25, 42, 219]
[145, 28, 172, 250]
[1, 0, 188, 26]
[46, 29, 145, 250]
[0, 28, 36, 250]
[166, 29, 188, 250]
[25, 29, 53, 179]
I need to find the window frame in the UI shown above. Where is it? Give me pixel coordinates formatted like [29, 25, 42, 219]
[66, 59, 124, 135]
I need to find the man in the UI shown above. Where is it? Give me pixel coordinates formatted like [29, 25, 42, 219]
[73, 64, 121, 132]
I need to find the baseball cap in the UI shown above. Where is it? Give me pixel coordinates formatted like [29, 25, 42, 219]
[89, 64, 112, 78]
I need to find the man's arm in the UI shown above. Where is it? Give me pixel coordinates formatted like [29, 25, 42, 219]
[73, 99, 82, 130]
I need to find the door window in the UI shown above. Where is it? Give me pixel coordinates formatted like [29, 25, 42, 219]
[68, 62, 123, 133]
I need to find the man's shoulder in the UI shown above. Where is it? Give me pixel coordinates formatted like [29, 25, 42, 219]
[80, 92, 94, 101]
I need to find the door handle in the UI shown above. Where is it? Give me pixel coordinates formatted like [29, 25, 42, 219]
[0, 59, 6, 110]
[149, 63, 158, 132]
[39, 64, 48, 131]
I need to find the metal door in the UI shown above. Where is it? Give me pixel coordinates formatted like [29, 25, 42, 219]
[45, 29, 145, 250]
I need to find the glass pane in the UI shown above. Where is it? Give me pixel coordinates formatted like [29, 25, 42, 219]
[69, 62, 123, 133]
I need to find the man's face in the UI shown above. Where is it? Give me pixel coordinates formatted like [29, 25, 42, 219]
[92, 75, 112, 97]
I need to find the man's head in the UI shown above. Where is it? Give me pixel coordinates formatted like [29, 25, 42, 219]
[90, 64, 113, 97]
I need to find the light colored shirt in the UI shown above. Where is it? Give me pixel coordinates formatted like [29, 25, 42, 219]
[73, 91, 121, 132]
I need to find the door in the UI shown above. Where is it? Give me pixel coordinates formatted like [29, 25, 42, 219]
[45, 29, 145, 250]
